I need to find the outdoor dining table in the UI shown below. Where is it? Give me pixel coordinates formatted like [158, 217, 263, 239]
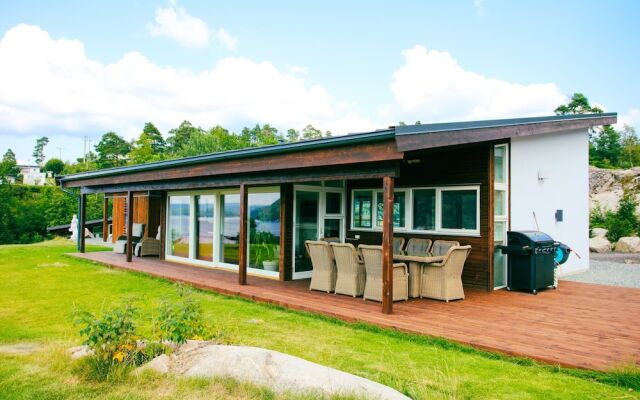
[393, 253, 445, 298]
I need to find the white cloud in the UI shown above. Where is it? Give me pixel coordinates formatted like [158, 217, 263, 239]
[0, 24, 372, 144]
[473, 0, 486, 16]
[213, 27, 238, 51]
[618, 108, 640, 129]
[380, 45, 566, 124]
[148, 1, 210, 48]
[288, 65, 308, 75]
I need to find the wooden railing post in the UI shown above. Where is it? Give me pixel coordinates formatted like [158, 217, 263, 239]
[239, 184, 248, 285]
[381, 176, 394, 314]
[126, 191, 134, 262]
[79, 193, 87, 253]
[102, 196, 109, 242]
[159, 191, 167, 261]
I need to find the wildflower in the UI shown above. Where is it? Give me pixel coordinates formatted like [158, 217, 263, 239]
[112, 351, 125, 363]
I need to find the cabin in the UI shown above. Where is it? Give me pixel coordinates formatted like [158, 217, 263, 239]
[59, 113, 616, 313]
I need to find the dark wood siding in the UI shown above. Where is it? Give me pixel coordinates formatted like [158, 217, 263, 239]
[345, 144, 491, 289]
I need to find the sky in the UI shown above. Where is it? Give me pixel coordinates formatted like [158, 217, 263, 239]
[0, 0, 638, 164]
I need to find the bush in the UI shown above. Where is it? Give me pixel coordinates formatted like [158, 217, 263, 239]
[155, 285, 208, 344]
[73, 300, 141, 380]
[590, 195, 640, 243]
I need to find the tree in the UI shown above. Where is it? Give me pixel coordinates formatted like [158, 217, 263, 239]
[167, 121, 205, 154]
[0, 149, 20, 183]
[43, 158, 65, 176]
[286, 128, 300, 142]
[94, 132, 131, 168]
[32, 136, 49, 167]
[554, 93, 603, 115]
[590, 125, 622, 168]
[301, 124, 323, 140]
[619, 125, 640, 168]
[141, 122, 166, 153]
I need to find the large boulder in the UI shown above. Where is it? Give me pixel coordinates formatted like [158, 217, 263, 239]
[138, 343, 410, 400]
[614, 237, 640, 253]
[589, 236, 612, 253]
[591, 228, 608, 238]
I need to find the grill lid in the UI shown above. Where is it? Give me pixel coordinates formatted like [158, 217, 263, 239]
[507, 230, 555, 243]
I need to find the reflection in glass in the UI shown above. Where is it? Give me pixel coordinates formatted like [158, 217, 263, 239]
[168, 196, 190, 258]
[295, 191, 319, 274]
[494, 190, 506, 217]
[495, 146, 506, 184]
[413, 189, 436, 230]
[352, 190, 372, 228]
[323, 218, 341, 239]
[220, 194, 240, 264]
[195, 195, 214, 261]
[441, 190, 477, 230]
[325, 192, 342, 214]
[376, 191, 406, 227]
[248, 192, 281, 271]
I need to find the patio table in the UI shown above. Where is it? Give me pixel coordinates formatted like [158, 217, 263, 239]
[393, 254, 445, 298]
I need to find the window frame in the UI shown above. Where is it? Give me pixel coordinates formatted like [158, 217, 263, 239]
[350, 185, 481, 237]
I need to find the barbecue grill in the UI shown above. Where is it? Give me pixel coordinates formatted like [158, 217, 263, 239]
[500, 231, 559, 294]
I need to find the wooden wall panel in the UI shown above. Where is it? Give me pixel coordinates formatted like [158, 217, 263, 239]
[112, 197, 126, 243]
[133, 196, 149, 237]
[147, 196, 162, 238]
[345, 144, 491, 289]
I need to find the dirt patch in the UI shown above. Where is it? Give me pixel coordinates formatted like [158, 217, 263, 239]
[0, 342, 43, 355]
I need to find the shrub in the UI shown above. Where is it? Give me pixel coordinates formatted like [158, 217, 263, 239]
[590, 195, 640, 243]
[155, 285, 208, 344]
[73, 301, 140, 380]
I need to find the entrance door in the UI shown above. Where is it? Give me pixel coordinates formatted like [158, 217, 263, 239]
[293, 186, 344, 279]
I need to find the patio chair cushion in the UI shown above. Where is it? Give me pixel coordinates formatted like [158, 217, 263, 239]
[432, 240, 460, 257]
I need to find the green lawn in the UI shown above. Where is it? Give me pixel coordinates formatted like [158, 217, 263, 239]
[0, 240, 638, 399]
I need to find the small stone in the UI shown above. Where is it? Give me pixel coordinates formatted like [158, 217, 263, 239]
[68, 345, 93, 359]
[135, 354, 171, 374]
[591, 228, 608, 238]
[245, 319, 264, 324]
[614, 237, 640, 253]
[589, 236, 612, 253]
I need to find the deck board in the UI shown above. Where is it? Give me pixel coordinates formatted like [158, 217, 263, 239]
[70, 251, 640, 371]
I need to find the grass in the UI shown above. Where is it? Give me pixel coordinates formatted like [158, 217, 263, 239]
[0, 239, 638, 399]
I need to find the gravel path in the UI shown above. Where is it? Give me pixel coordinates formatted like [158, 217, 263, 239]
[563, 253, 640, 288]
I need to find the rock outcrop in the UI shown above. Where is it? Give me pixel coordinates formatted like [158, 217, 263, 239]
[589, 236, 612, 253]
[590, 166, 640, 212]
[614, 237, 640, 253]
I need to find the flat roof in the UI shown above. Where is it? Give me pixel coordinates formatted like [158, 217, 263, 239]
[59, 113, 616, 184]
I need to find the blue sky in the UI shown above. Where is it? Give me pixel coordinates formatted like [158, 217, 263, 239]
[0, 0, 638, 164]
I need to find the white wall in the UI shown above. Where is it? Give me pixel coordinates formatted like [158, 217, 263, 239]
[510, 129, 589, 275]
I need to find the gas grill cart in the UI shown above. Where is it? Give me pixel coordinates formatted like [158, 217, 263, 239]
[500, 231, 571, 294]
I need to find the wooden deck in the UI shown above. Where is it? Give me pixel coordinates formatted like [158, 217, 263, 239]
[71, 251, 640, 371]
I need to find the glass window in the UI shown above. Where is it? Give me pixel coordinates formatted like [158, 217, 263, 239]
[295, 191, 319, 274]
[168, 196, 190, 258]
[494, 190, 506, 217]
[495, 146, 506, 184]
[412, 189, 436, 231]
[376, 191, 406, 228]
[441, 189, 478, 230]
[325, 192, 342, 214]
[248, 192, 281, 271]
[219, 194, 240, 265]
[352, 190, 373, 228]
[323, 180, 344, 188]
[195, 195, 214, 262]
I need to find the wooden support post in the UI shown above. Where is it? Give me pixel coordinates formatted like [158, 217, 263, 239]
[79, 193, 87, 253]
[381, 176, 394, 314]
[279, 184, 286, 281]
[238, 184, 248, 285]
[126, 191, 134, 262]
[159, 191, 167, 260]
[102, 196, 109, 242]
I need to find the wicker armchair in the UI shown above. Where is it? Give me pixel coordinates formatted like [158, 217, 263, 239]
[305, 240, 337, 293]
[135, 226, 161, 257]
[431, 240, 460, 256]
[405, 238, 432, 256]
[420, 245, 471, 302]
[393, 237, 405, 254]
[330, 243, 366, 297]
[359, 245, 408, 302]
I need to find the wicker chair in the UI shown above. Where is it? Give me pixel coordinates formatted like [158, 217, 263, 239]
[330, 243, 366, 297]
[321, 237, 341, 243]
[405, 238, 432, 256]
[135, 225, 161, 257]
[113, 223, 145, 254]
[420, 245, 471, 302]
[359, 245, 409, 302]
[305, 240, 337, 293]
[431, 240, 460, 256]
[393, 237, 405, 254]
